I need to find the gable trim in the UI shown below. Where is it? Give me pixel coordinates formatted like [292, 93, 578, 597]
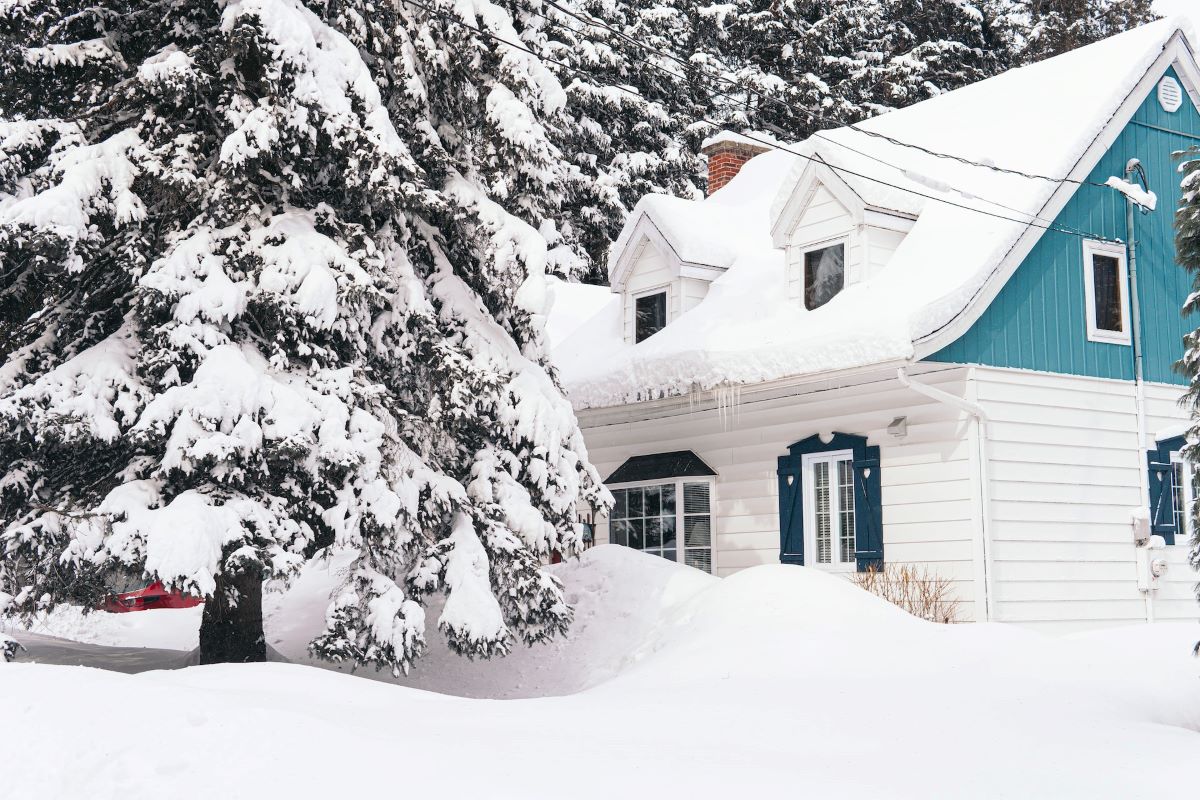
[771, 159, 867, 248]
[912, 31, 1200, 360]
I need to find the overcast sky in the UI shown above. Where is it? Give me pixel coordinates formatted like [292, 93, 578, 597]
[1154, 0, 1199, 26]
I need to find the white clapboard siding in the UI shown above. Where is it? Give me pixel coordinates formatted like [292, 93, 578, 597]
[579, 364, 981, 620]
[974, 367, 1200, 628]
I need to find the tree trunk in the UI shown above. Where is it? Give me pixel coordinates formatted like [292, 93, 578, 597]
[199, 570, 266, 664]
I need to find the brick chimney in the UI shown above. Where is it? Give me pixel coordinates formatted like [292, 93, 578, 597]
[701, 133, 772, 195]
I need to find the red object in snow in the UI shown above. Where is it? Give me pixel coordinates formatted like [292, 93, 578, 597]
[100, 581, 204, 613]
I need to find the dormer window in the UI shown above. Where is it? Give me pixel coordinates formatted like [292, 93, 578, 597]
[635, 291, 667, 342]
[804, 240, 846, 310]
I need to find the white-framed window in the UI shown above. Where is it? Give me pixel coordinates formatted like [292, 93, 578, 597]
[801, 450, 857, 570]
[803, 238, 846, 311]
[608, 478, 713, 573]
[1170, 450, 1196, 544]
[1082, 239, 1131, 345]
[633, 288, 668, 343]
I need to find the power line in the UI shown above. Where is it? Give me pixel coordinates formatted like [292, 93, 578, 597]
[393, 0, 1119, 242]
[537, 0, 1112, 190]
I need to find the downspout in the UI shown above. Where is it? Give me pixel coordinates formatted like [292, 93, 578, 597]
[1124, 158, 1154, 623]
[897, 366, 996, 622]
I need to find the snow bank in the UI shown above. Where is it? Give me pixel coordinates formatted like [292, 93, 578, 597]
[5, 548, 1199, 798]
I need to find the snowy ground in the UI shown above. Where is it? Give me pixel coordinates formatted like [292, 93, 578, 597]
[3, 546, 1200, 799]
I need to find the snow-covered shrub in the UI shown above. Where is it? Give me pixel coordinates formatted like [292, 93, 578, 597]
[0, 632, 23, 663]
[851, 564, 961, 624]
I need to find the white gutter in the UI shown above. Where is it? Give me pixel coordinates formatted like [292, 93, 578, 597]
[897, 366, 996, 622]
[1124, 158, 1154, 623]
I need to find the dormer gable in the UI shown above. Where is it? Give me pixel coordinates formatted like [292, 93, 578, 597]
[608, 214, 728, 345]
[770, 159, 917, 308]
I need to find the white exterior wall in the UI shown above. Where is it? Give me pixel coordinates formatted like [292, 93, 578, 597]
[974, 366, 1200, 632]
[578, 364, 984, 621]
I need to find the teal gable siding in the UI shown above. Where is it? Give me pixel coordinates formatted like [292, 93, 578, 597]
[928, 66, 1200, 385]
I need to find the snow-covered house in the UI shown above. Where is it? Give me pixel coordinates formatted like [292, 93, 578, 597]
[549, 18, 1200, 631]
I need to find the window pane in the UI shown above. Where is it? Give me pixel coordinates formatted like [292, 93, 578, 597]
[645, 516, 662, 549]
[661, 516, 677, 550]
[661, 484, 676, 515]
[804, 243, 845, 311]
[1092, 254, 1122, 333]
[684, 516, 710, 548]
[683, 482, 710, 514]
[611, 519, 629, 547]
[814, 461, 832, 564]
[684, 550, 711, 573]
[644, 485, 661, 517]
[611, 489, 627, 520]
[627, 518, 644, 550]
[1173, 462, 1186, 534]
[661, 549, 676, 563]
[838, 459, 856, 565]
[627, 488, 643, 518]
[635, 292, 667, 343]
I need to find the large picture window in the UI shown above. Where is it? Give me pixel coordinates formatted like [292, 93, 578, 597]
[1082, 240, 1130, 344]
[609, 479, 713, 573]
[803, 240, 845, 311]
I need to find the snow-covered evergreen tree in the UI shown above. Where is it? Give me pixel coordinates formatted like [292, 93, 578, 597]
[1016, 0, 1158, 63]
[1173, 149, 1200, 617]
[0, 0, 607, 670]
[537, 0, 708, 280]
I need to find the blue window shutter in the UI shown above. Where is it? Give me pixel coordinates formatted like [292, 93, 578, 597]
[1147, 435, 1185, 546]
[1147, 462, 1177, 545]
[777, 455, 804, 564]
[853, 446, 883, 572]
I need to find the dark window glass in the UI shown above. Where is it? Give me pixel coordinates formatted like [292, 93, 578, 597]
[1091, 254, 1123, 333]
[635, 292, 667, 342]
[804, 243, 845, 311]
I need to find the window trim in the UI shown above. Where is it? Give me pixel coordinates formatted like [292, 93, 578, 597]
[1082, 239, 1131, 345]
[1170, 450, 1194, 545]
[605, 475, 716, 572]
[801, 236, 848, 311]
[800, 449, 858, 572]
[632, 285, 669, 343]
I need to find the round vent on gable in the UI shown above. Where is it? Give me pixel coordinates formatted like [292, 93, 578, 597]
[1159, 76, 1183, 113]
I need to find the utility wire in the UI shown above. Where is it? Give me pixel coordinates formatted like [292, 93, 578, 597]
[537, 0, 1113, 189]
[531, 0, 1111, 241]
[394, 0, 1121, 242]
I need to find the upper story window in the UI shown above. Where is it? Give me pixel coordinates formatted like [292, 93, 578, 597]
[804, 240, 845, 311]
[1082, 240, 1130, 345]
[635, 291, 667, 342]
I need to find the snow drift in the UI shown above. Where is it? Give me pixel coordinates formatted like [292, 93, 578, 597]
[4, 546, 1199, 799]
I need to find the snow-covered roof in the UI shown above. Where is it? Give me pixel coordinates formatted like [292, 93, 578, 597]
[553, 18, 1199, 410]
[607, 147, 795, 281]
